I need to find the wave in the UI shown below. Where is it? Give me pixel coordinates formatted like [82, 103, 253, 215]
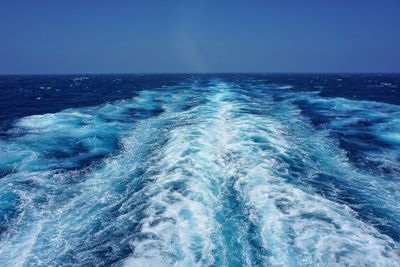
[0, 80, 399, 266]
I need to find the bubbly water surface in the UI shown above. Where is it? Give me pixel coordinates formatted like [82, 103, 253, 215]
[0, 74, 399, 266]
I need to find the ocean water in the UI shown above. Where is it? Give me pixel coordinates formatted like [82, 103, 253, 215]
[0, 74, 399, 266]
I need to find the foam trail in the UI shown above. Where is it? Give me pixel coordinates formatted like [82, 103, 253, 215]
[0, 89, 174, 265]
[0, 79, 399, 266]
[124, 82, 400, 266]
[125, 84, 238, 266]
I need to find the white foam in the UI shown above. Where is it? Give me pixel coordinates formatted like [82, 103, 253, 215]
[124, 81, 400, 265]
[1, 81, 399, 266]
[277, 85, 293, 90]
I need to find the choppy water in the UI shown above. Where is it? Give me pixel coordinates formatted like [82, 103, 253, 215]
[0, 74, 399, 266]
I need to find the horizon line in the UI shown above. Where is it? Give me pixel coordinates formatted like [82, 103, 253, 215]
[1, 71, 400, 76]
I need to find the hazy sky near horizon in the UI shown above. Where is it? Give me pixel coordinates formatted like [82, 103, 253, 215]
[0, 0, 399, 74]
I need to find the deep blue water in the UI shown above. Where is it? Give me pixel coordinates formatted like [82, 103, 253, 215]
[0, 74, 399, 266]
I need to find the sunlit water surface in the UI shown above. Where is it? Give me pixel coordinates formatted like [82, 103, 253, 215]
[1, 74, 399, 266]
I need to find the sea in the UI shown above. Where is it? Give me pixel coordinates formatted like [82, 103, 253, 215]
[0, 74, 399, 266]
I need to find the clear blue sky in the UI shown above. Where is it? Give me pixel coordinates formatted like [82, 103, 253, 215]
[0, 0, 399, 74]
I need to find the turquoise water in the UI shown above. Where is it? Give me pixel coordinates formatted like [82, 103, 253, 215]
[0, 75, 399, 266]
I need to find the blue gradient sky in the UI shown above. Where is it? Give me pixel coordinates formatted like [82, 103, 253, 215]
[0, 0, 399, 74]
